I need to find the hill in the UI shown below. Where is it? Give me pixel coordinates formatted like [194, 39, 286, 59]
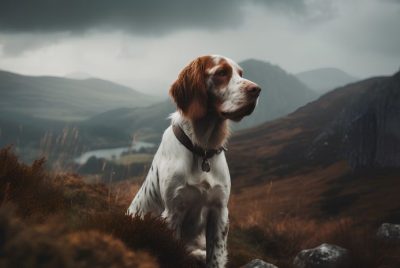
[78, 100, 174, 147]
[1, 71, 399, 267]
[296, 67, 358, 94]
[0, 69, 158, 121]
[224, 71, 400, 266]
[235, 59, 317, 129]
[227, 71, 400, 223]
[82, 59, 318, 145]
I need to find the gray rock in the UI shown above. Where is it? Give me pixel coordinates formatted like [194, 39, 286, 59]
[293, 243, 349, 268]
[377, 223, 400, 242]
[243, 259, 278, 268]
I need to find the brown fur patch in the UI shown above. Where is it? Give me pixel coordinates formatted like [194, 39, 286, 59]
[211, 60, 233, 90]
[169, 56, 214, 120]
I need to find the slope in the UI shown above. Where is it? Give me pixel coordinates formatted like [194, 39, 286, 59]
[296, 67, 358, 94]
[227, 72, 400, 225]
[0, 69, 158, 121]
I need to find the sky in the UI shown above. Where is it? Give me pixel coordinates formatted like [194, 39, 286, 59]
[0, 0, 399, 96]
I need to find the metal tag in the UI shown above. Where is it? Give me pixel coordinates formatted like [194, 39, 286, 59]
[202, 158, 211, 172]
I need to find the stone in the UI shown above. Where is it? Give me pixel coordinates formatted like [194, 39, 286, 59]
[293, 243, 349, 268]
[243, 258, 279, 268]
[377, 223, 400, 242]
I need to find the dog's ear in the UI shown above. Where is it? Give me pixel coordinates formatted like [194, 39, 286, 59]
[169, 57, 208, 120]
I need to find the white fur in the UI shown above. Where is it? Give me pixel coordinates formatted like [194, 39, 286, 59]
[127, 112, 230, 266]
[127, 55, 260, 268]
[210, 55, 258, 114]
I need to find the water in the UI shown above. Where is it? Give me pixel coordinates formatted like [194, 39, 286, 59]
[74, 141, 155, 164]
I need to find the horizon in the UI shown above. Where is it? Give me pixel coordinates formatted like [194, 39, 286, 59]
[1, 58, 398, 98]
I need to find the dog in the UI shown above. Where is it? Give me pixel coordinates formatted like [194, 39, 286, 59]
[127, 55, 261, 267]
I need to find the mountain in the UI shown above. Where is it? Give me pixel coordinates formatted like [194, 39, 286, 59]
[296, 67, 358, 94]
[316, 71, 400, 170]
[0, 70, 158, 121]
[65, 71, 92, 80]
[235, 59, 317, 129]
[227, 70, 400, 225]
[83, 59, 319, 144]
[79, 100, 174, 147]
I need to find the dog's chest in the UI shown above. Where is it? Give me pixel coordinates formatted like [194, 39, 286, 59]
[174, 170, 229, 209]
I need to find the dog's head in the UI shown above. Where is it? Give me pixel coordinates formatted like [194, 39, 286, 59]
[169, 55, 261, 122]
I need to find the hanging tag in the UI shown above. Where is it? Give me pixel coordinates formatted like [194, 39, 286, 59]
[202, 158, 211, 172]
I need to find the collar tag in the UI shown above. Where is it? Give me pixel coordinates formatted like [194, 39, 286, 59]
[202, 158, 211, 172]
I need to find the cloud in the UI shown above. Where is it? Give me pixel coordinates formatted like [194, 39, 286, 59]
[0, 0, 398, 88]
[0, 0, 245, 34]
[0, 0, 331, 35]
[0, 33, 71, 57]
[0, 0, 330, 56]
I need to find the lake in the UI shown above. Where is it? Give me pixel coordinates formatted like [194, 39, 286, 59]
[74, 141, 155, 164]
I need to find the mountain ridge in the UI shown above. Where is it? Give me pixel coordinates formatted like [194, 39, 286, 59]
[0, 69, 158, 121]
[296, 67, 358, 94]
[226, 71, 400, 225]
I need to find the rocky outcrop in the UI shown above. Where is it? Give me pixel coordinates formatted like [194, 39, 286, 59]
[377, 223, 400, 243]
[343, 71, 400, 169]
[243, 259, 278, 268]
[293, 243, 349, 268]
[309, 71, 400, 170]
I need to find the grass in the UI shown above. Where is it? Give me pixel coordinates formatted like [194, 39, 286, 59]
[227, 217, 400, 268]
[1, 146, 400, 267]
[0, 147, 201, 268]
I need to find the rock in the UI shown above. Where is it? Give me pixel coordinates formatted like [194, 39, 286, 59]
[243, 259, 278, 268]
[308, 71, 400, 171]
[343, 72, 400, 169]
[377, 223, 400, 242]
[293, 243, 349, 268]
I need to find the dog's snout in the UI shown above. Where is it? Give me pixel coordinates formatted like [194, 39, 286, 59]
[246, 85, 261, 97]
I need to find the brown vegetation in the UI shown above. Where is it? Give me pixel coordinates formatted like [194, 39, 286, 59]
[0, 147, 201, 268]
[222, 76, 400, 267]
[0, 140, 400, 268]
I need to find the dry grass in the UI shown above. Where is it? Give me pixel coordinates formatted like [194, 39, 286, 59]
[0, 205, 158, 268]
[0, 146, 66, 219]
[228, 216, 400, 268]
[1, 146, 400, 268]
[0, 147, 202, 268]
[227, 161, 400, 268]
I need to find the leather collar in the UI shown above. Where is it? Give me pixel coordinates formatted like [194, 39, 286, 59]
[172, 124, 227, 172]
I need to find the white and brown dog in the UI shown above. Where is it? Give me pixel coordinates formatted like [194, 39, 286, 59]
[128, 55, 261, 268]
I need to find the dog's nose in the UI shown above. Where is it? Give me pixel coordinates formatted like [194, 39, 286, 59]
[246, 85, 261, 97]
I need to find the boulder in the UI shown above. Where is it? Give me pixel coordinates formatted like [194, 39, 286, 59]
[243, 259, 278, 268]
[377, 223, 400, 242]
[293, 243, 349, 268]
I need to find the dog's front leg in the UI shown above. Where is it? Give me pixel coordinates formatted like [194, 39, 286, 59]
[162, 209, 185, 239]
[206, 206, 229, 268]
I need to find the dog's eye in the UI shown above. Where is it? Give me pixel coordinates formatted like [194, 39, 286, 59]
[238, 70, 243, 77]
[215, 69, 228, 77]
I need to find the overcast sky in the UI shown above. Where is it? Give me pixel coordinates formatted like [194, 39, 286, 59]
[0, 0, 399, 96]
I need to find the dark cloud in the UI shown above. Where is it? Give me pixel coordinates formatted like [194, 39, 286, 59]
[0, 0, 318, 34]
[0, 0, 245, 34]
[253, 0, 307, 13]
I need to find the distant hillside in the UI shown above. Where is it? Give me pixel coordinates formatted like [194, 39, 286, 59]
[235, 59, 317, 129]
[296, 67, 358, 94]
[227, 70, 400, 225]
[65, 71, 92, 80]
[317, 71, 400, 170]
[0, 70, 158, 121]
[83, 59, 318, 143]
[79, 100, 174, 147]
